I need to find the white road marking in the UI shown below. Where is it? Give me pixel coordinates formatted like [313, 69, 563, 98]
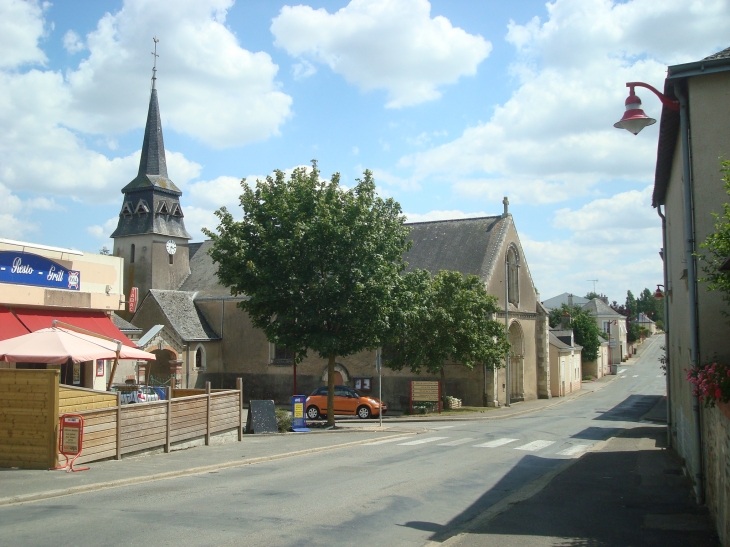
[618, 368, 627, 374]
[474, 438, 518, 448]
[438, 437, 475, 446]
[430, 425, 455, 430]
[368, 437, 410, 445]
[618, 375, 626, 379]
[557, 444, 591, 457]
[515, 440, 555, 451]
[632, 375, 639, 378]
[398, 437, 449, 446]
[656, 374, 664, 377]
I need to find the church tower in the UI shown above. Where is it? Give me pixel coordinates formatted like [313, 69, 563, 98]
[111, 40, 191, 316]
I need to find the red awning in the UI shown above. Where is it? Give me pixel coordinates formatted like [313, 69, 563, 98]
[0, 306, 31, 341]
[12, 308, 137, 347]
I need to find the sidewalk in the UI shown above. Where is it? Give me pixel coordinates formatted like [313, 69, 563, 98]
[425, 422, 718, 547]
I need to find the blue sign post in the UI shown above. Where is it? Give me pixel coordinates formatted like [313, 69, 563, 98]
[291, 395, 309, 432]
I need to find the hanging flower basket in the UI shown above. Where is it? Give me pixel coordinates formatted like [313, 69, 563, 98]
[686, 362, 730, 407]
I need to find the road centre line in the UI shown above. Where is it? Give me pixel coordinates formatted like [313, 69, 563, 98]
[618, 368, 627, 374]
[438, 438, 475, 446]
[474, 438, 518, 448]
[399, 437, 449, 446]
[515, 440, 555, 451]
[632, 375, 639, 377]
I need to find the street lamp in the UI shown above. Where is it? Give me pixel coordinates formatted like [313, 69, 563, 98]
[654, 284, 665, 300]
[614, 82, 679, 135]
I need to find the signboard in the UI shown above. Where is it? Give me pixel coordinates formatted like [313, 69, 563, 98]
[128, 287, 139, 313]
[245, 400, 278, 434]
[291, 395, 309, 432]
[609, 340, 617, 348]
[410, 381, 442, 415]
[54, 414, 89, 472]
[96, 359, 105, 377]
[0, 251, 80, 291]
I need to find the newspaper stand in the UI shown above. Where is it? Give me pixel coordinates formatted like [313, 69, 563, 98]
[53, 414, 90, 472]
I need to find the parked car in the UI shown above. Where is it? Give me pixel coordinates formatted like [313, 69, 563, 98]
[306, 385, 387, 419]
[111, 385, 164, 404]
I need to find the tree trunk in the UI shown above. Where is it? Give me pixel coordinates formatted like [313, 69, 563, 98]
[327, 354, 336, 427]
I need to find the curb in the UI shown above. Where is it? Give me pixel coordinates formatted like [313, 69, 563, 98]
[0, 432, 416, 508]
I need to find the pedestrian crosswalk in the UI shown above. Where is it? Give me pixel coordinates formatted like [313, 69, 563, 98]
[373, 434, 594, 458]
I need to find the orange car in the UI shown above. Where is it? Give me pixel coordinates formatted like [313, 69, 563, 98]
[306, 385, 387, 419]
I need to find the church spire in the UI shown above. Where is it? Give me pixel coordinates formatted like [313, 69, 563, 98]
[137, 37, 168, 179]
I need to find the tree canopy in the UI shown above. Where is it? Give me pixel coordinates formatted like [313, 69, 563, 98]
[204, 161, 411, 425]
[548, 304, 601, 363]
[383, 270, 510, 376]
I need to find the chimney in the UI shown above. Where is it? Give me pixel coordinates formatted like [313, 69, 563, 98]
[568, 293, 573, 307]
[561, 312, 571, 330]
[600, 295, 609, 305]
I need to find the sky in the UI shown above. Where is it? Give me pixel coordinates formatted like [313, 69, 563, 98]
[1, 0, 728, 304]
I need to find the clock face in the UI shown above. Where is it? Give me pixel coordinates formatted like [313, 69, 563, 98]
[166, 240, 177, 255]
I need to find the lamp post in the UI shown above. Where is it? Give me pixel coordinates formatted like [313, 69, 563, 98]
[614, 82, 679, 135]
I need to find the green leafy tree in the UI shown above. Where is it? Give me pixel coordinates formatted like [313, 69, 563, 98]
[636, 287, 663, 324]
[625, 290, 637, 319]
[383, 270, 510, 379]
[627, 322, 642, 343]
[547, 304, 601, 362]
[699, 159, 730, 319]
[585, 291, 600, 300]
[204, 161, 411, 426]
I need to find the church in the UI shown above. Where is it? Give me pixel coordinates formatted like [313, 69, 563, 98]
[113, 73, 551, 410]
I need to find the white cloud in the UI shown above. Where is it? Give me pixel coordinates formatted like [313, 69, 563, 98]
[292, 59, 316, 80]
[398, 0, 729, 204]
[187, 176, 244, 211]
[63, 30, 85, 54]
[271, 0, 491, 107]
[523, 186, 663, 300]
[62, 0, 292, 147]
[0, 0, 281, 209]
[87, 217, 119, 241]
[405, 209, 488, 223]
[372, 168, 420, 192]
[0, 0, 47, 69]
[0, 183, 41, 240]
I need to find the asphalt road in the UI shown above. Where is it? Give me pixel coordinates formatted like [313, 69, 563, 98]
[0, 337, 666, 547]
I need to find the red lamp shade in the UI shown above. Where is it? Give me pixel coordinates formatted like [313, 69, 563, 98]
[614, 91, 656, 135]
[654, 285, 664, 299]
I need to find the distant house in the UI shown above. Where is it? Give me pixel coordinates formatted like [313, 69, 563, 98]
[581, 298, 628, 367]
[541, 292, 589, 310]
[633, 312, 657, 335]
[549, 329, 582, 397]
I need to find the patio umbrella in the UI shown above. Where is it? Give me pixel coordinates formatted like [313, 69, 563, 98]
[0, 326, 156, 365]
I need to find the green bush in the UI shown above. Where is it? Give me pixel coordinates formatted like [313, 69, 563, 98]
[275, 408, 292, 432]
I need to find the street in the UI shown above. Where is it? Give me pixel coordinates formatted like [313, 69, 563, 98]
[0, 337, 685, 546]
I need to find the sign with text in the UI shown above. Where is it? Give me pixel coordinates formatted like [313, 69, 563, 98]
[0, 251, 80, 291]
[410, 380, 442, 415]
[291, 395, 309, 432]
[245, 400, 278, 434]
[128, 287, 139, 313]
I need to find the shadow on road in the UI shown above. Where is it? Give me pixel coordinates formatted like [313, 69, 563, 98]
[399, 398, 717, 546]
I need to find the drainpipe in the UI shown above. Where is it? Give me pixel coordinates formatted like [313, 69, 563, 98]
[657, 205, 671, 448]
[675, 82, 704, 505]
[505, 259, 510, 407]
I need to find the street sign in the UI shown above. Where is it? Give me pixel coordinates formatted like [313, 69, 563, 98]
[53, 414, 89, 472]
[375, 348, 382, 374]
[609, 340, 617, 348]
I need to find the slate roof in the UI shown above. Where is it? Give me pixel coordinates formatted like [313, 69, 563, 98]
[634, 312, 656, 324]
[582, 298, 622, 317]
[178, 240, 235, 298]
[549, 331, 582, 350]
[111, 312, 142, 333]
[704, 47, 730, 61]
[403, 216, 507, 278]
[148, 289, 220, 341]
[542, 292, 590, 310]
[110, 85, 190, 239]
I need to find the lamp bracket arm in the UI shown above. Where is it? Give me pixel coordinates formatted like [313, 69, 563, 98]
[626, 82, 679, 111]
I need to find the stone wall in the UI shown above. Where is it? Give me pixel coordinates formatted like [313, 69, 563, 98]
[702, 402, 730, 546]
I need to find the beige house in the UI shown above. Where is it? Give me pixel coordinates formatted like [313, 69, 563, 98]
[649, 47, 730, 545]
[633, 312, 657, 335]
[582, 298, 627, 369]
[548, 330, 582, 397]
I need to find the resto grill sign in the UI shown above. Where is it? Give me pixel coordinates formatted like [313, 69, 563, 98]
[0, 251, 80, 291]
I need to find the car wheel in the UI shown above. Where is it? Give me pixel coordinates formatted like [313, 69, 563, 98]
[357, 406, 372, 419]
[307, 406, 321, 419]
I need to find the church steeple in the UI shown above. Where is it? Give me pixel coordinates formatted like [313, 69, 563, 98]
[111, 37, 190, 240]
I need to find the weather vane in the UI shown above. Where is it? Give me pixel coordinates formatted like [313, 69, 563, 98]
[151, 37, 159, 89]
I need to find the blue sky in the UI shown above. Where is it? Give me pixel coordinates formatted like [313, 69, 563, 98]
[1, 0, 728, 302]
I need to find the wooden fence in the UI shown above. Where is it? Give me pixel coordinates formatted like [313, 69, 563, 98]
[1, 372, 243, 469]
[71, 380, 243, 465]
[0, 369, 59, 469]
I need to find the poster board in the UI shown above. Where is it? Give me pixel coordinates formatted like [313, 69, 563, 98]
[245, 400, 278, 434]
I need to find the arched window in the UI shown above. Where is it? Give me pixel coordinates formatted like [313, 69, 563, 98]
[194, 345, 206, 369]
[130, 244, 135, 264]
[506, 245, 520, 306]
